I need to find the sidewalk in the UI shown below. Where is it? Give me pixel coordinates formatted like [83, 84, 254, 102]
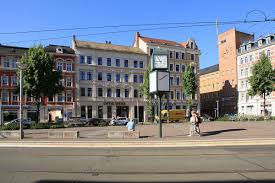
[0, 121, 275, 148]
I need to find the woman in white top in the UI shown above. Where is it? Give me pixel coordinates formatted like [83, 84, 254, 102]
[189, 111, 201, 137]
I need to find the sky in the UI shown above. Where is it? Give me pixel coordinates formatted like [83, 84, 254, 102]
[0, 0, 274, 69]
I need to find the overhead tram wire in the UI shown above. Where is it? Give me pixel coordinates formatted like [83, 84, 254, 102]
[3, 19, 275, 44]
[0, 19, 274, 35]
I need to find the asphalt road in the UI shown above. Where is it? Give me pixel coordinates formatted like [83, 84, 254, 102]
[1, 145, 275, 183]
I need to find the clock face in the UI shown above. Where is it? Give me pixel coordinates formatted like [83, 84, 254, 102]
[154, 55, 168, 69]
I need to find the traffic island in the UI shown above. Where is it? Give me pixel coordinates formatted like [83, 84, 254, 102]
[0, 131, 23, 139]
[48, 131, 79, 139]
[108, 131, 140, 139]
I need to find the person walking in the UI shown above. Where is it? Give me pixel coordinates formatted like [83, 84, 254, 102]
[188, 111, 201, 137]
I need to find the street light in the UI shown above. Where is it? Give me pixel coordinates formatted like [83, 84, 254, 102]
[216, 100, 219, 118]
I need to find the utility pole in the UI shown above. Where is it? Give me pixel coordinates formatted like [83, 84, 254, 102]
[19, 67, 24, 139]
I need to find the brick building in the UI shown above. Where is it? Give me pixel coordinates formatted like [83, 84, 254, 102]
[200, 28, 254, 117]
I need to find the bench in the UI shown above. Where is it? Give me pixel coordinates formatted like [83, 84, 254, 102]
[108, 131, 140, 139]
[48, 131, 79, 139]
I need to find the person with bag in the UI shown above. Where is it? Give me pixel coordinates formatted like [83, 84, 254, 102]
[188, 111, 201, 137]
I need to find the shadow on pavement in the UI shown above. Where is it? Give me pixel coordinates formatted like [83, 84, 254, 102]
[36, 180, 275, 183]
[201, 128, 247, 137]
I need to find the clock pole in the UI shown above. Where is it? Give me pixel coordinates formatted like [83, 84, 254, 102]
[158, 92, 163, 138]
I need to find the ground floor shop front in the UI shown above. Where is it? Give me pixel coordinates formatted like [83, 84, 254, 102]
[77, 100, 146, 122]
[0, 104, 75, 124]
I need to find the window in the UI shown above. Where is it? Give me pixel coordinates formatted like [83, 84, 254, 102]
[87, 56, 92, 64]
[98, 106, 103, 118]
[240, 69, 243, 76]
[259, 52, 262, 58]
[4, 59, 10, 68]
[87, 88, 92, 97]
[81, 106, 86, 118]
[139, 75, 143, 83]
[139, 61, 144, 68]
[57, 62, 63, 71]
[150, 48, 153, 56]
[170, 91, 174, 99]
[245, 80, 248, 88]
[181, 65, 185, 72]
[2, 76, 8, 86]
[80, 55, 85, 64]
[12, 92, 18, 101]
[182, 53, 185, 60]
[97, 57, 102, 65]
[107, 106, 112, 119]
[176, 77, 180, 85]
[97, 72, 102, 81]
[12, 76, 17, 86]
[125, 89, 129, 98]
[98, 88, 103, 97]
[107, 73, 112, 81]
[240, 58, 243, 64]
[57, 94, 63, 102]
[66, 63, 72, 71]
[176, 52, 179, 59]
[241, 81, 244, 89]
[87, 72, 92, 80]
[88, 106, 93, 118]
[107, 88, 112, 97]
[124, 74, 128, 82]
[11, 60, 17, 68]
[169, 64, 174, 71]
[2, 91, 8, 102]
[124, 60, 128, 67]
[245, 68, 248, 76]
[116, 73, 120, 82]
[191, 66, 195, 73]
[66, 93, 72, 102]
[81, 88, 86, 96]
[48, 96, 54, 102]
[80, 71, 86, 80]
[107, 58, 111, 66]
[250, 55, 253, 62]
[116, 89, 120, 97]
[267, 50, 271, 58]
[221, 39, 226, 44]
[169, 51, 173, 58]
[245, 57, 248, 63]
[116, 59, 120, 67]
[134, 75, 138, 83]
[134, 89, 138, 98]
[176, 91, 180, 100]
[191, 54, 195, 61]
[134, 60, 138, 68]
[66, 77, 72, 87]
[175, 65, 179, 72]
[170, 77, 173, 85]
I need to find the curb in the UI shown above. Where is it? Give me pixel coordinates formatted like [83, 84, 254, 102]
[1, 138, 275, 148]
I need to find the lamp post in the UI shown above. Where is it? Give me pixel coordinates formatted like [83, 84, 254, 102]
[216, 100, 219, 118]
[17, 63, 25, 140]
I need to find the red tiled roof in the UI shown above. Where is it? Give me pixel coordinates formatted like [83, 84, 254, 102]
[139, 36, 185, 48]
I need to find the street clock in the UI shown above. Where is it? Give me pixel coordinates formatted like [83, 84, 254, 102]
[151, 48, 168, 71]
[149, 70, 170, 93]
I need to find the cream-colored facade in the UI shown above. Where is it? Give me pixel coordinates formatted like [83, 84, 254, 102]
[237, 34, 275, 116]
[133, 32, 200, 112]
[72, 38, 148, 121]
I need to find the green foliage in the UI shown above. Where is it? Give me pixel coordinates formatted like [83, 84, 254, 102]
[0, 123, 20, 130]
[182, 64, 198, 113]
[248, 53, 275, 115]
[49, 124, 65, 129]
[19, 45, 64, 122]
[139, 65, 153, 120]
[30, 123, 50, 129]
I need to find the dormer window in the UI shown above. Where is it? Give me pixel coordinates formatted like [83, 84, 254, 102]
[258, 40, 262, 47]
[240, 46, 245, 53]
[266, 37, 271, 44]
[247, 44, 251, 50]
[56, 47, 63, 53]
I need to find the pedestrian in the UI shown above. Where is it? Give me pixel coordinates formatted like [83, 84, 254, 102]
[126, 119, 136, 131]
[188, 111, 201, 137]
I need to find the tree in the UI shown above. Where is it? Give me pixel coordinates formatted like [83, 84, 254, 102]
[182, 64, 198, 116]
[248, 53, 275, 117]
[19, 45, 63, 123]
[139, 65, 153, 121]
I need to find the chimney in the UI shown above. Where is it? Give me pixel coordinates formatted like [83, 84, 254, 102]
[72, 35, 76, 49]
[133, 32, 140, 48]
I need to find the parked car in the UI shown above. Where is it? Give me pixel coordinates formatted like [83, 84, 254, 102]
[85, 118, 109, 126]
[110, 117, 129, 126]
[226, 113, 237, 121]
[4, 118, 33, 127]
[200, 114, 214, 122]
[67, 117, 87, 127]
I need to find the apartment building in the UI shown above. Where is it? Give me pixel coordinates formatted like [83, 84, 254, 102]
[237, 34, 275, 116]
[72, 37, 148, 122]
[200, 28, 253, 117]
[133, 32, 200, 112]
[0, 45, 28, 122]
[44, 45, 77, 122]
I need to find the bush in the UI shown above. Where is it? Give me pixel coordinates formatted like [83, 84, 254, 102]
[49, 124, 65, 129]
[216, 116, 230, 121]
[30, 123, 50, 129]
[0, 123, 20, 130]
